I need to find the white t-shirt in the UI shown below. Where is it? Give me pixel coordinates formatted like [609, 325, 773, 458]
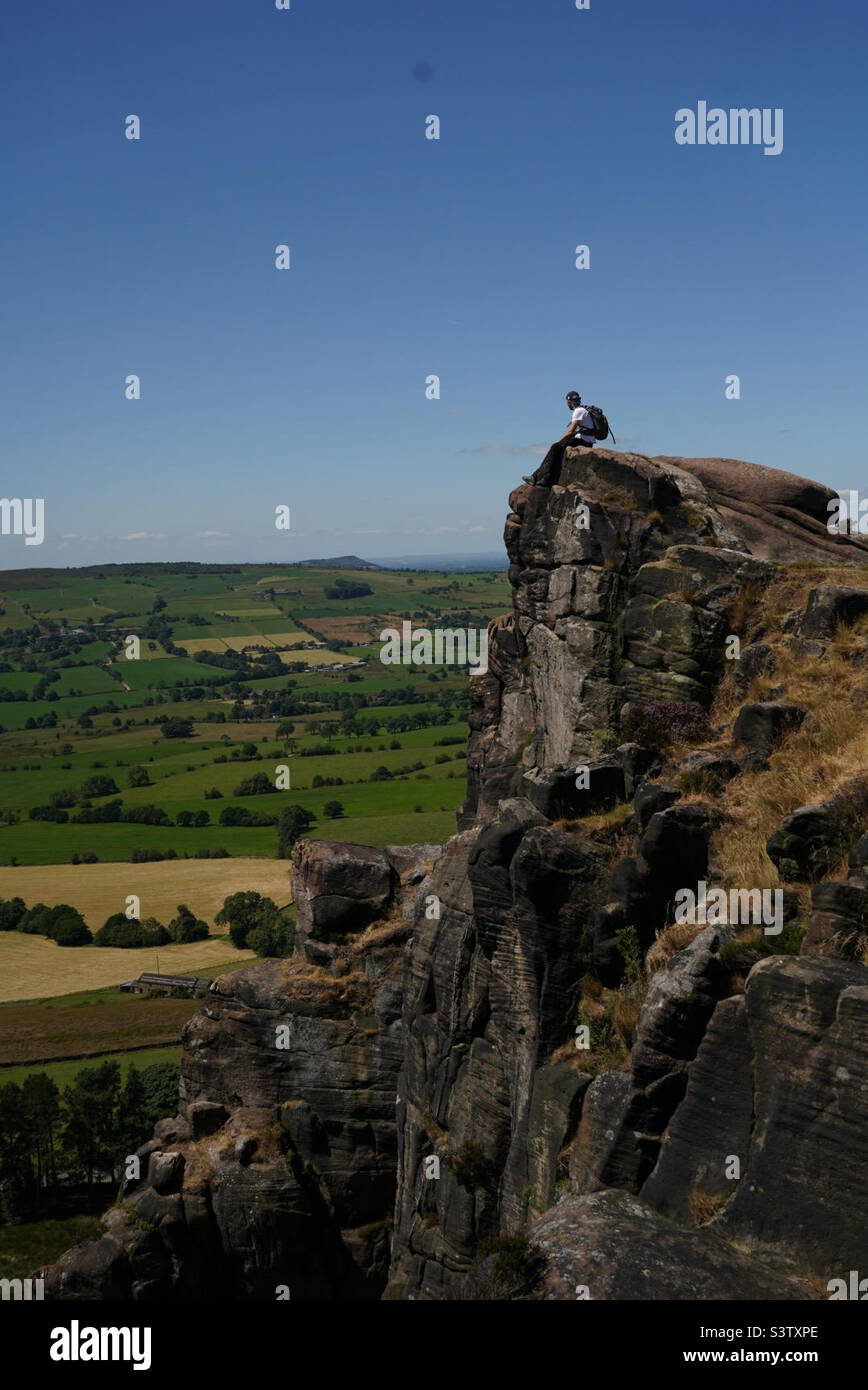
[570, 405, 595, 443]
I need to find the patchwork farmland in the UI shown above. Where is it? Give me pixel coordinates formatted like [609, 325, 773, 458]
[0, 559, 508, 1078]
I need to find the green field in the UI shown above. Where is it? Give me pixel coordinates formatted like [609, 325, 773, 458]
[0, 562, 503, 1035]
[0, 561, 503, 867]
[0, 1044, 182, 1089]
[0, 558, 506, 1254]
[0, 1214, 107, 1281]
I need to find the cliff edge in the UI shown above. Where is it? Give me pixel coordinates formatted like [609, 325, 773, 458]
[40, 447, 868, 1300]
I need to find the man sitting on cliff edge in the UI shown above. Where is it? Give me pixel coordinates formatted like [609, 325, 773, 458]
[526, 390, 595, 487]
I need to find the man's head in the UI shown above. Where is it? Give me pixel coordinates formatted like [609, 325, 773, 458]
[566, 391, 581, 407]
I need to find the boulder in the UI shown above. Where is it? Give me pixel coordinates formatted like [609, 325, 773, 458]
[734, 640, 776, 690]
[511, 1189, 809, 1300]
[520, 756, 625, 820]
[188, 1101, 228, 1138]
[292, 839, 395, 942]
[798, 583, 868, 639]
[633, 780, 680, 829]
[677, 748, 740, 788]
[732, 700, 805, 770]
[608, 802, 715, 947]
[148, 1151, 185, 1195]
[658, 455, 868, 565]
[526, 1061, 592, 1215]
[767, 800, 846, 881]
[802, 880, 868, 959]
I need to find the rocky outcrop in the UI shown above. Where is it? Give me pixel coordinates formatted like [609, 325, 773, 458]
[643, 956, 868, 1276]
[656, 455, 868, 565]
[388, 448, 868, 1299]
[798, 583, 868, 639]
[40, 841, 439, 1300]
[387, 799, 609, 1298]
[465, 1188, 809, 1300]
[462, 447, 855, 825]
[41, 446, 868, 1301]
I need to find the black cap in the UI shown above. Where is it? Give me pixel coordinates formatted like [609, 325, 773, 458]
[566, 391, 581, 403]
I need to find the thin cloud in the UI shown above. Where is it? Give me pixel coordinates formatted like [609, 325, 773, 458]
[458, 442, 547, 456]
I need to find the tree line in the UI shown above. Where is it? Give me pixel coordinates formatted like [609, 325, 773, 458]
[0, 1060, 178, 1222]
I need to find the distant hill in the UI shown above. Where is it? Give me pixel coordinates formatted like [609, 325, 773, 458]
[369, 552, 509, 572]
[295, 555, 383, 570]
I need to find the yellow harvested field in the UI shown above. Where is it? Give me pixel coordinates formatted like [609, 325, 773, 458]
[278, 648, 348, 665]
[0, 933, 256, 1003]
[177, 631, 307, 653]
[0, 857, 292, 929]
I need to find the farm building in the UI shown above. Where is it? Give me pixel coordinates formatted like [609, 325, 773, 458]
[119, 973, 211, 997]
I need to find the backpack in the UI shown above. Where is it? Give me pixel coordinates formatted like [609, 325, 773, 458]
[585, 405, 615, 444]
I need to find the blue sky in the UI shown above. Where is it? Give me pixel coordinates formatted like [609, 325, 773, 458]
[2, 0, 866, 567]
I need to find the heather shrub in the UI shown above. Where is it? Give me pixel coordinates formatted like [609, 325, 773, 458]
[622, 699, 709, 748]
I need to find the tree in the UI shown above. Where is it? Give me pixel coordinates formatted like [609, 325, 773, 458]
[215, 891, 281, 950]
[247, 918, 294, 958]
[0, 1082, 32, 1216]
[17, 903, 54, 935]
[22, 1073, 60, 1192]
[51, 912, 93, 947]
[323, 800, 345, 819]
[167, 904, 209, 943]
[117, 1066, 150, 1159]
[324, 577, 373, 600]
[139, 1062, 179, 1123]
[0, 896, 25, 931]
[127, 765, 151, 788]
[94, 914, 169, 948]
[60, 1061, 123, 1186]
[161, 717, 194, 739]
[233, 772, 273, 796]
[218, 806, 276, 827]
[276, 804, 315, 857]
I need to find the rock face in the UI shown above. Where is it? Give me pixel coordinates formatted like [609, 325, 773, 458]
[643, 956, 868, 1275]
[40, 841, 439, 1301]
[656, 455, 868, 565]
[465, 449, 797, 825]
[386, 448, 868, 1299]
[291, 839, 397, 941]
[41, 447, 868, 1301]
[388, 801, 608, 1298]
[469, 1189, 808, 1300]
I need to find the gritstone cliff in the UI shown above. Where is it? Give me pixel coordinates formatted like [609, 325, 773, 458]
[41, 447, 868, 1300]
